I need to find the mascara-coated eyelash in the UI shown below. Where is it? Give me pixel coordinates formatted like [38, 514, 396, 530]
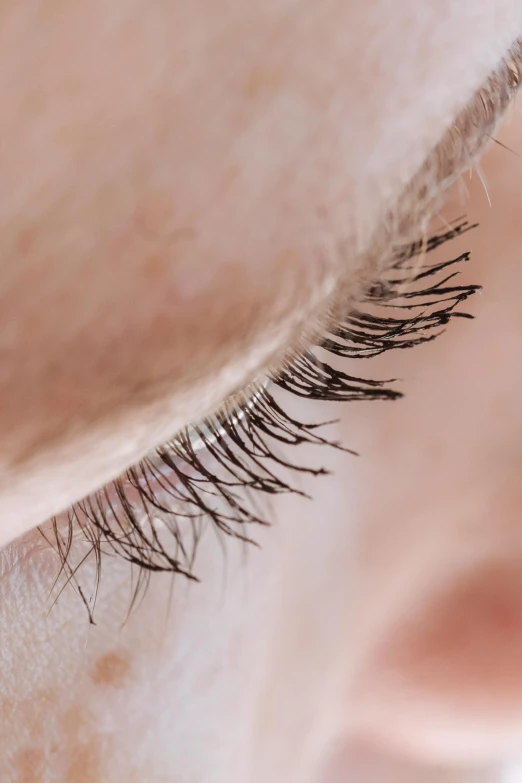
[40, 35, 522, 617]
[40, 220, 479, 620]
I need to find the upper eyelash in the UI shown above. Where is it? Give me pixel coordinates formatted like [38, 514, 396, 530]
[39, 220, 479, 621]
[35, 35, 522, 619]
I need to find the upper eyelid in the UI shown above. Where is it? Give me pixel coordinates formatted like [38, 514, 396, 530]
[267, 38, 522, 344]
[369, 37, 522, 259]
[28, 40, 522, 616]
[40, 217, 479, 621]
[4, 36, 520, 557]
[185, 380, 270, 454]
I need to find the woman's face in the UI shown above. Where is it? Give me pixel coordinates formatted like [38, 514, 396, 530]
[2, 2, 522, 781]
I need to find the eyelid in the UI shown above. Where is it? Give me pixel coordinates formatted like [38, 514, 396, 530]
[4, 39, 520, 556]
[442, 39, 522, 176]
[377, 37, 522, 254]
[38, 219, 479, 621]
[21, 39, 522, 604]
[186, 380, 270, 454]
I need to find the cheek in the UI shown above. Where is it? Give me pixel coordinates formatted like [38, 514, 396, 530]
[0, 544, 185, 781]
[0, 525, 283, 783]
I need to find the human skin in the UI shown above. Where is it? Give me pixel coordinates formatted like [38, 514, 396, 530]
[345, 115, 522, 768]
[2, 1, 522, 781]
[1, 0, 521, 542]
[5, 140, 521, 782]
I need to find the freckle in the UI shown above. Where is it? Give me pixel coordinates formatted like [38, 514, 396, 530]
[171, 226, 197, 243]
[91, 652, 131, 689]
[244, 66, 284, 99]
[62, 707, 86, 745]
[16, 225, 39, 256]
[14, 747, 45, 783]
[67, 744, 102, 783]
[60, 708, 105, 782]
[143, 253, 167, 279]
[135, 188, 176, 237]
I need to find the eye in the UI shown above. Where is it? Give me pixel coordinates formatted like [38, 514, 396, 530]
[38, 36, 522, 619]
[39, 221, 479, 620]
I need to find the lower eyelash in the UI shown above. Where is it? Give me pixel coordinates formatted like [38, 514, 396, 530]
[40, 220, 479, 620]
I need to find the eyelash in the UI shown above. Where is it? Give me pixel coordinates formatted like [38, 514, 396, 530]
[39, 220, 479, 620]
[33, 33, 522, 618]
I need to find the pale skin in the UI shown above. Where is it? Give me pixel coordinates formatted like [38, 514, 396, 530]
[2, 1, 522, 781]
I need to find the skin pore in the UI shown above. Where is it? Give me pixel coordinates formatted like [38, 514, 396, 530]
[2, 1, 522, 781]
